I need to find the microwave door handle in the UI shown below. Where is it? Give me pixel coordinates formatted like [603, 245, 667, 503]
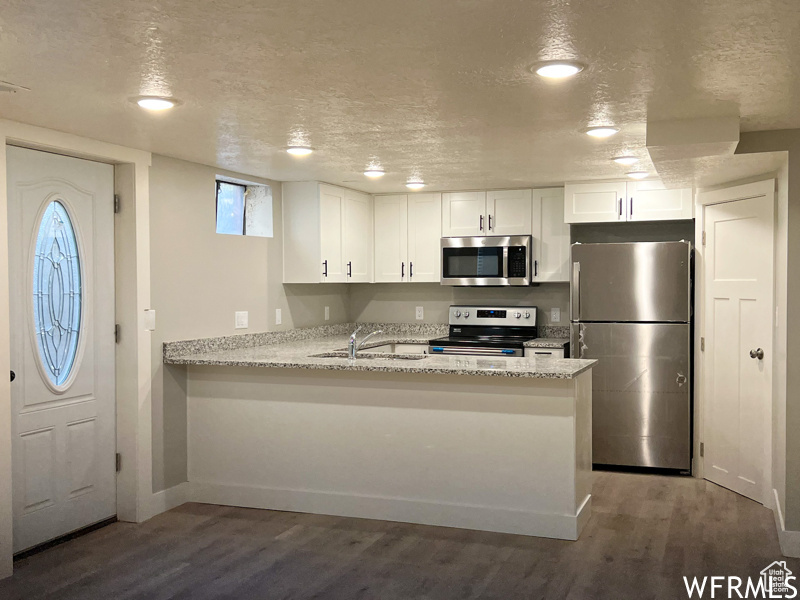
[571, 261, 581, 321]
[503, 246, 509, 279]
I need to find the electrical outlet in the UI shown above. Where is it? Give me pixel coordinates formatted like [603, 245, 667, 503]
[234, 311, 248, 329]
[325, 306, 330, 321]
[275, 308, 282, 325]
[416, 306, 424, 320]
[550, 308, 561, 323]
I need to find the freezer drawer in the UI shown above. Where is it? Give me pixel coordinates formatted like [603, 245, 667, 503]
[572, 322, 691, 470]
[571, 242, 691, 323]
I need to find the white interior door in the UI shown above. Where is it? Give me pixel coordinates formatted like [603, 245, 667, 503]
[702, 188, 774, 503]
[7, 146, 116, 553]
[319, 184, 346, 283]
[374, 195, 408, 283]
[407, 192, 442, 282]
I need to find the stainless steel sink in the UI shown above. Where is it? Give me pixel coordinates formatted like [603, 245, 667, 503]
[310, 351, 427, 361]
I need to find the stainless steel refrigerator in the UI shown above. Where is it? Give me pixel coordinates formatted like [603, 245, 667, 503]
[571, 241, 692, 471]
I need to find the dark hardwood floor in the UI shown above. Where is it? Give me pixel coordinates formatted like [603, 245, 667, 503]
[1, 471, 795, 599]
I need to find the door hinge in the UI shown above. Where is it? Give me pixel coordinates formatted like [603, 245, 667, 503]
[700, 337, 705, 351]
[115, 324, 120, 344]
[115, 453, 122, 473]
[114, 194, 121, 214]
[700, 442, 704, 457]
[701, 231, 706, 246]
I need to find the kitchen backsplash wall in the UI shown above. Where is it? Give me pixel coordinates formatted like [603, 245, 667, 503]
[348, 282, 570, 326]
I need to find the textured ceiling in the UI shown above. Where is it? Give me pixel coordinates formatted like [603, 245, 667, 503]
[0, 0, 798, 192]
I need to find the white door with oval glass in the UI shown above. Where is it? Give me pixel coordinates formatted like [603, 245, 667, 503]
[7, 146, 116, 553]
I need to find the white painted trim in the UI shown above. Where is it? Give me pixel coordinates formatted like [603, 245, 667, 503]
[187, 481, 591, 541]
[0, 120, 152, 578]
[696, 178, 776, 504]
[773, 489, 800, 558]
[142, 483, 191, 521]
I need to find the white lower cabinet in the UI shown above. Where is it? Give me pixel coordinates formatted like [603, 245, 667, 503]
[564, 180, 693, 224]
[523, 348, 565, 359]
[283, 182, 373, 283]
[374, 193, 442, 283]
[532, 188, 570, 282]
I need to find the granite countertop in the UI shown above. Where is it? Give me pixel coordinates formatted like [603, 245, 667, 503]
[524, 338, 569, 349]
[163, 325, 595, 380]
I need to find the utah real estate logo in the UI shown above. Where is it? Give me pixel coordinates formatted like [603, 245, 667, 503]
[684, 561, 797, 598]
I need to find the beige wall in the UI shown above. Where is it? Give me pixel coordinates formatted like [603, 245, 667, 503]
[349, 282, 570, 327]
[737, 132, 798, 531]
[149, 156, 348, 492]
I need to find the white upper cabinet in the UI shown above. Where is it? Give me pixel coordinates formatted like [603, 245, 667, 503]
[374, 195, 408, 283]
[487, 189, 533, 235]
[442, 189, 533, 237]
[627, 180, 693, 221]
[283, 182, 373, 283]
[532, 188, 570, 282]
[441, 191, 486, 236]
[374, 193, 442, 283]
[343, 189, 374, 282]
[564, 180, 693, 224]
[564, 181, 627, 223]
[407, 193, 442, 282]
[319, 184, 347, 282]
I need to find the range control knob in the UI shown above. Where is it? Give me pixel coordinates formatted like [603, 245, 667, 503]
[454, 310, 461, 318]
[513, 311, 521, 319]
[524, 311, 531, 319]
[463, 311, 470, 318]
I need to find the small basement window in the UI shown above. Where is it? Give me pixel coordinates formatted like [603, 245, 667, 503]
[215, 178, 273, 237]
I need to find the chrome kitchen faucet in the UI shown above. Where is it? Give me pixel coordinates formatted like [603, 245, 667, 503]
[348, 326, 384, 359]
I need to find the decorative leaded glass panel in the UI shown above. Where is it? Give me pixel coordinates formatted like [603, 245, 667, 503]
[32, 201, 82, 386]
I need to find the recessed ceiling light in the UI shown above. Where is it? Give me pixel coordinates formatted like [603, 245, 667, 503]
[406, 180, 425, 190]
[364, 168, 385, 178]
[626, 171, 649, 180]
[134, 96, 179, 111]
[613, 156, 639, 165]
[584, 126, 620, 138]
[533, 61, 584, 79]
[286, 146, 314, 156]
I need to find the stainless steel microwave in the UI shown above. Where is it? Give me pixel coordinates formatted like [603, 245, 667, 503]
[440, 235, 533, 286]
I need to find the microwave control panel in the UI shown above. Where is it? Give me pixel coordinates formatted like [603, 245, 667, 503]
[507, 246, 528, 278]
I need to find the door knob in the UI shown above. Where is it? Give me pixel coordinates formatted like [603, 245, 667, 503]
[10, 370, 15, 382]
[750, 348, 765, 360]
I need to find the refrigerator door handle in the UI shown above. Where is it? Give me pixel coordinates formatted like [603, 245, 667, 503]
[571, 261, 581, 321]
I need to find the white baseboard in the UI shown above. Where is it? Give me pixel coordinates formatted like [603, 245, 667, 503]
[141, 482, 191, 522]
[186, 481, 590, 541]
[772, 489, 800, 558]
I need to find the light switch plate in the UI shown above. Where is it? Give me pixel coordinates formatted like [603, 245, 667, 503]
[416, 306, 424, 320]
[235, 311, 248, 329]
[275, 308, 282, 325]
[144, 309, 156, 331]
[550, 308, 561, 323]
[325, 306, 330, 321]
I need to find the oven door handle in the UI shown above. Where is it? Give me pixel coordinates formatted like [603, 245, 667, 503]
[429, 346, 518, 356]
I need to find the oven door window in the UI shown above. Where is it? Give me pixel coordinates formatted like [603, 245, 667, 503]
[442, 247, 504, 278]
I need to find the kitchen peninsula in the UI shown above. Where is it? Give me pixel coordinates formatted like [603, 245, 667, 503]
[164, 324, 596, 541]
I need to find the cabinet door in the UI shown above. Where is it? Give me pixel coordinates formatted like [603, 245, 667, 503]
[319, 184, 346, 282]
[344, 189, 373, 282]
[487, 189, 532, 235]
[374, 195, 408, 282]
[408, 193, 442, 282]
[441, 191, 486, 236]
[627, 181, 693, 222]
[532, 188, 570, 282]
[564, 182, 627, 223]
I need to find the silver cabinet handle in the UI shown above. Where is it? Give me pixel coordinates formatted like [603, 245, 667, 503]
[401, 262, 405, 279]
[479, 214, 484, 231]
[488, 214, 493, 230]
[750, 348, 764, 360]
[618, 198, 622, 218]
[630, 197, 634, 217]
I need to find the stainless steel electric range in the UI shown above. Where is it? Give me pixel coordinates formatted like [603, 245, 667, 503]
[427, 305, 538, 357]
